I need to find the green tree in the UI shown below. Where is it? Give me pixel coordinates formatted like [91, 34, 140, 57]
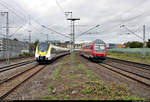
[29, 40, 39, 53]
[33, 40, 39, 51]
[14, 38, 18, 41]
[124, 41, 143, 48]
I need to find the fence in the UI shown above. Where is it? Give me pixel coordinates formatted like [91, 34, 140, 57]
[0, 51, 21, 59]
[107, 48, 150, 55]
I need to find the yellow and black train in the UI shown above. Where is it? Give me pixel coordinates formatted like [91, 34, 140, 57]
[35, 42, 70, 63]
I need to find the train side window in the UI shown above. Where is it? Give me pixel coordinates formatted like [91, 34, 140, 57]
[51, 48, 56, 54]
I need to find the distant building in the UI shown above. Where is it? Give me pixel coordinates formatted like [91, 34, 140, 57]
[107, 43, 118, 49]
[0, 38, 29, 59]
[106, 43, 123, 49]
[118, 44, 123, 48]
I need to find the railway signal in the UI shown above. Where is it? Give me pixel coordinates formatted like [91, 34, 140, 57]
[67, 18, 80, 51]
[65, 11, 73, 52]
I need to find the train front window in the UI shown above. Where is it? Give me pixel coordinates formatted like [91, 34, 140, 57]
[94, 44, 105, 52]
[38, 43, 49, 52]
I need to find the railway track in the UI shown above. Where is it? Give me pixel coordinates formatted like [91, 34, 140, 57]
[103, 61, 150, 81]
[0, 59, 35, 73]
[98, 63, 150, 87]
[80, 55, 150, 88]
[102, 58, 150, 87]
[77, 54, 150, 97]
[0, 64, 47, 99]
[0, 53, 69, 99]
[106, 57, 150, 71]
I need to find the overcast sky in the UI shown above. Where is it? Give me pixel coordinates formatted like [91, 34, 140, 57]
[0, 0, 150, 44]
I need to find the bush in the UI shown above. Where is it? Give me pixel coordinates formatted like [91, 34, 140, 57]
[19, 52, 32, 57]
[23, 52, 31, 56]
[124, 41, 143, 48]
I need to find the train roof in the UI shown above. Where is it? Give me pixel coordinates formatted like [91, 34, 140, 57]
[82, 39, 105, 47]
[93, 39, 105, 44]
[38, 42, 50, 45]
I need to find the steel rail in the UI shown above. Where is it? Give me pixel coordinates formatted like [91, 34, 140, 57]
[0, 60, 35, 73]
[0, 59, 35, 69]
[80, 55, 150, 87]
[106, 57, 150, 71]
[98, 63, 150, 87]
[0, 65, 47, 99]
[0, 64, 39, 84]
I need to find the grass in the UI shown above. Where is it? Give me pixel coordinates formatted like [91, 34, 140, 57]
[41, 61, 65, 100]
[107, 51, 150, 64]
[80, 81, 145, 100]
[49, 62, 63, 93]
[78, 63, 100, 82]
[42, 53, 147, 100]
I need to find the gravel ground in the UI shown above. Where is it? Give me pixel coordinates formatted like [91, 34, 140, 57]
[78, 55, 150, 98]
[4, 53, 150, 100]
[104, 61, 150, 79]
[5, 56, 64, 100]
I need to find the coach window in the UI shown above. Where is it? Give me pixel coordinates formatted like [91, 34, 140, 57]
[51, 48, 56, 54]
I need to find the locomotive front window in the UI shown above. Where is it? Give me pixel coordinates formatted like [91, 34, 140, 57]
[94, 44, 105, 52]
[38, 43, 49, 52]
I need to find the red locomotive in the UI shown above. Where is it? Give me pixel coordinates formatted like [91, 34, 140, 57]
[80, 39, 107, 62]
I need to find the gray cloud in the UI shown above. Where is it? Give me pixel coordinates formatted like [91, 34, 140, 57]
[0, 0, 150, 43]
